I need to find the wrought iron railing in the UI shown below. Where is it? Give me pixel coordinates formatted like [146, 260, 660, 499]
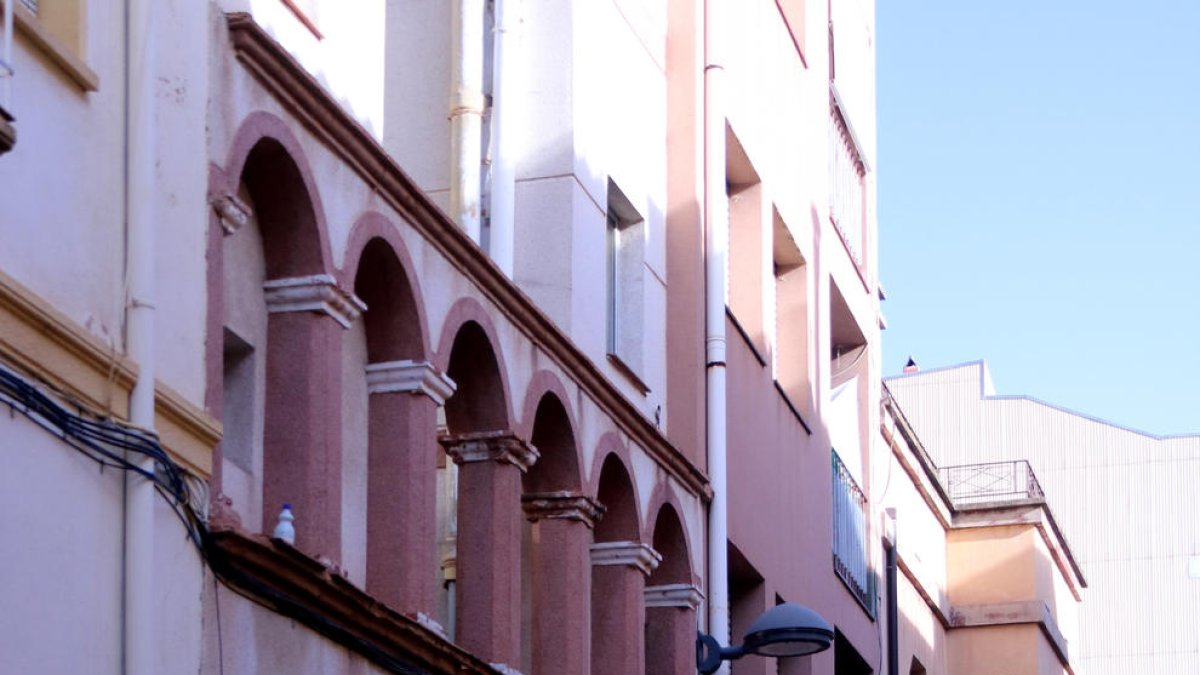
[832, 450, 875, 616]
[938, 460, 1044, 506]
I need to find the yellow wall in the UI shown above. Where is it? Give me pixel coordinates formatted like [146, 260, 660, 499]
[948, 525, 1038, 605]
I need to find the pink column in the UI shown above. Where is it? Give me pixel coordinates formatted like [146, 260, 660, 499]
[364, 360, 456, 616]
[442, 431, 539, 668]
[262, 274, 364, 560]
[645, 583, 705, 675]
[590, 541, 662, 675]
[523, 492, 605, 675]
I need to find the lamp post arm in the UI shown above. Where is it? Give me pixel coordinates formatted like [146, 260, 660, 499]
[697, 633, 746, 674]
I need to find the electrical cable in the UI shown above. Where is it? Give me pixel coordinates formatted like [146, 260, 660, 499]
[0, 363, 434, 675]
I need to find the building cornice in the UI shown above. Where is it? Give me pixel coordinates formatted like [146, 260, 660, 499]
[0, 267, 217, 477]
[365, 360, 456, 405]
[225, 12, 711, 501]
[263, 274, 366, 329]
[206, 528, 497, 674]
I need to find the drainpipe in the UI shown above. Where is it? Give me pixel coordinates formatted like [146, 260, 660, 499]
[884, 508, 898, 675]
[450, 0, 485, 242]
[487, 0, 518, 276]
[124, 0, 157, 673]
[703, 0, 730, 668]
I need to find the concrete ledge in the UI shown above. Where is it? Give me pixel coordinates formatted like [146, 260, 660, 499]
[0, 267, 218, 476]
[949, 600, 1071, 671]
[208, 527, 497, 674]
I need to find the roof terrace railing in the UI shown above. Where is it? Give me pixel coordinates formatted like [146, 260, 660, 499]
[938, 459, 1044, 506]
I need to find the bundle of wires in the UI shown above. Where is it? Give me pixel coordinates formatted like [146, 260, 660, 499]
[0, 363, 435, 674]
[0, 364, 207, 548]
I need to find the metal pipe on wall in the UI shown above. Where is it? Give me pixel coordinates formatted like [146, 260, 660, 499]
[703, 0, 731, 668]
[124, 0, 157, 672]
[487, 0, 519, 276]
[450, 0, 485, 242]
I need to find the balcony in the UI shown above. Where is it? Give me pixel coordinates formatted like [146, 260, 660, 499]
[828, 100, 865, 268]
[938, 460, 1045, 507]
[832, 449, 875, 617]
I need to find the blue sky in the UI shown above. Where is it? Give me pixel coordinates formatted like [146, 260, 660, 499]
[876, 0, 1200, 436]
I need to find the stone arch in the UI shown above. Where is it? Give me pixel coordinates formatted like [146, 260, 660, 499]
[437, 298, 513, 434]
[590, 450, 653, 675]
[340, 212, 431, 361]
[218, 112, 353, 562]
[645, 489, 693, 586]
[435, 303, 525, 665]
[593, 452, 641, 544]
[225, 111, 334, 279]
[518, 382, 593, 674]
[520, 371, 583, 493]
[644, 501, 700, 675]
[344, 220, 443, 615]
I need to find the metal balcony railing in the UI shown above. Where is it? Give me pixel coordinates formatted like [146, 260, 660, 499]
[938, 460, 1045, 506]
[832, 450, 875, 616]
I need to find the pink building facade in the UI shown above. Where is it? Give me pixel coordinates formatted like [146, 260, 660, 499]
[0, 0, 1082, 673]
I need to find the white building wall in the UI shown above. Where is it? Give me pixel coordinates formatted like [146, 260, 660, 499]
[888, 360, 1200, 674]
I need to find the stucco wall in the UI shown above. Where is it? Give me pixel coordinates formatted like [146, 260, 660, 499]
[948, 525, 1037, 606]
[948, 624, 1039, 675]
[0, 407, 204, 674]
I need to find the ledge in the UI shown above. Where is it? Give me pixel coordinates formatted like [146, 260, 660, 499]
[0, 267, 217, 476]
[207, 527, 496, 674]
[225, 12, 711, 501]
[949, 600, 1072, 672]
[12, 4, 98, 92]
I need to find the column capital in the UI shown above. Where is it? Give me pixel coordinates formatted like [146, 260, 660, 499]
[440, 431, 539, 472]
[644, 583, 704, 610]
[590, 541, 662, 576]
[522, 491, 605, 528]
[365, 360, 457, 404]
[264, 274, 366, 328]
[210, 191, 252, 235]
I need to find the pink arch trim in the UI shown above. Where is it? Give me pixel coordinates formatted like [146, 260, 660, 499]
[434, 296, 516, 431]
[339, 211, 432, 361]
[223, 110, 335, 276]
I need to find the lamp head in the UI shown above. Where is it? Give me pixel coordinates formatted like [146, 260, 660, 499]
[741, 603, 834, 657]
[697, 603, 833, 673]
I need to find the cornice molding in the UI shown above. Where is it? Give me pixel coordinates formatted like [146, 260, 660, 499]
[590, 541, 662, 576]
[521, 491, 605, 528]
[207, 528, 497, 674]
[0, 267, 217, 477]
[644, 583, 704, 610]
[365, 360, 456, 405]
[226, 12, 710, 501]
[263, 274, 366, 329]
[440, 431, 540, 472]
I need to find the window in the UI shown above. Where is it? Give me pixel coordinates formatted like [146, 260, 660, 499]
[771, 210, 810, 412]
[829, 99, 865, 267]
[725, 129, 768, 360]
[605, 179, 644, 378]
[832, 449, 874, 617]
[5, 0, 96, 91]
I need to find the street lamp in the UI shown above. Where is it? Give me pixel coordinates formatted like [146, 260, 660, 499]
[697, 603, 834, 674]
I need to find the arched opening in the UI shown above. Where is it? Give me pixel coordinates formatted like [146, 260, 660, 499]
[591, 453, 655, 675]
[438, 319, 530, 667]
[645, 504, 699, 675]
[352, 236, 440, 615]
[520, 392, 593, 674]
[219, 134, 351, 562]
[444, 321, 507, 434]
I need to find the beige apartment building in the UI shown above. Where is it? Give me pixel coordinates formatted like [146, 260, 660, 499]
[889, 360, 1200, 674]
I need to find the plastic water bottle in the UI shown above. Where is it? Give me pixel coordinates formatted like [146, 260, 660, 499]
[273, 503, 296, 544]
